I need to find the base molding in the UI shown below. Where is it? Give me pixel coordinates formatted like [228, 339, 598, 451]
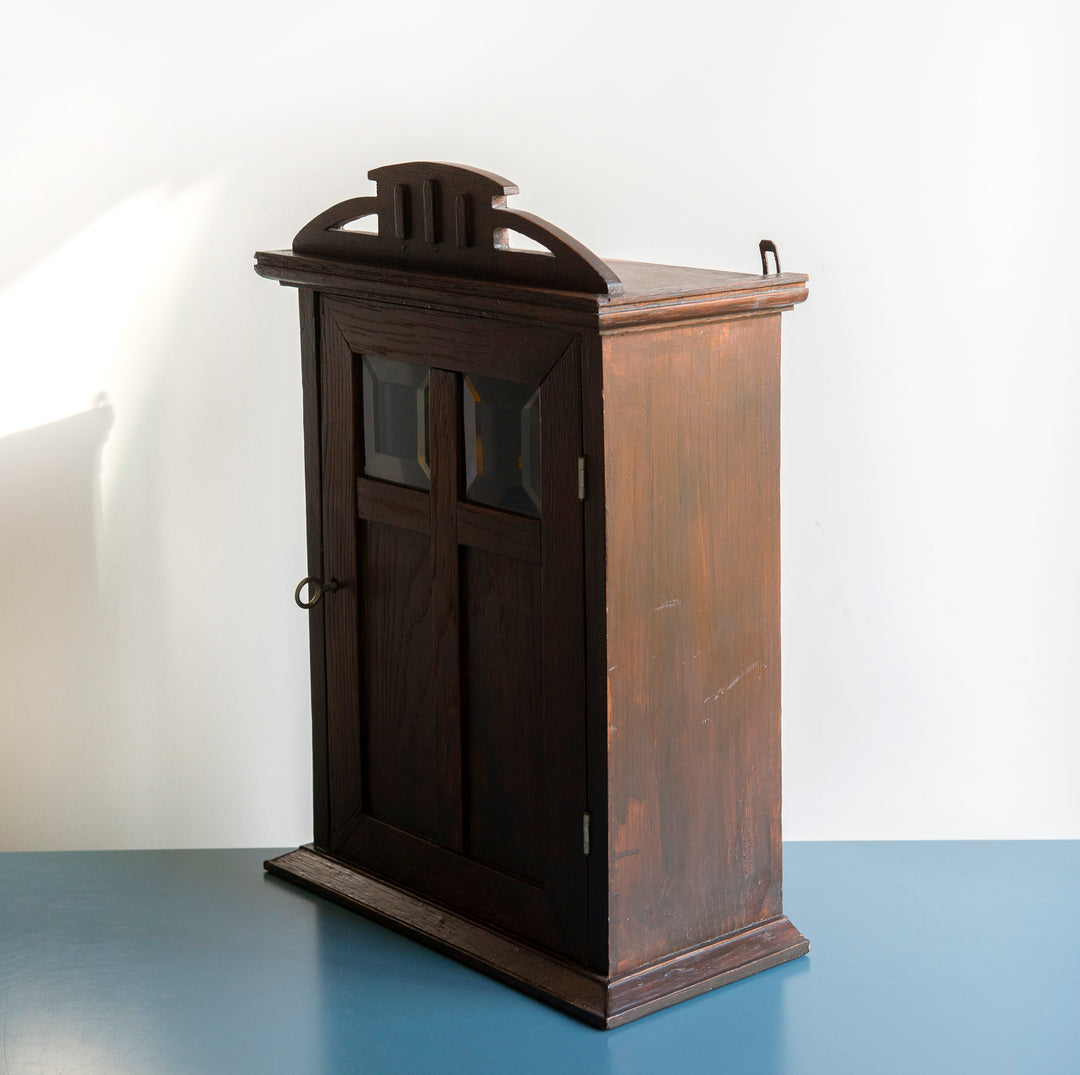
[264, 845, 808, 1029]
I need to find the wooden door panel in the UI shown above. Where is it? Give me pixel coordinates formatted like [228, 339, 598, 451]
[356, 520, 442, 844]
[461, 545, 544, 885]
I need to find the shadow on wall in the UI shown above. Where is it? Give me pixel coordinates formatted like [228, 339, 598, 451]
[0, 401, 114, 843]
[0, 173, 315, 850]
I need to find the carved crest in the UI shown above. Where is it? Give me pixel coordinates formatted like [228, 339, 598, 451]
[292, 162, 622, 295]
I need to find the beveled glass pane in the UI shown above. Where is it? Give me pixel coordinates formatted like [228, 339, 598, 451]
[521, 388, 541, 511]
[361, 355, 430, 490]
[463, 374, 541, 517]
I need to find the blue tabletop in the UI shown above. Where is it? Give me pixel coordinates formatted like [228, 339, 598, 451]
[1, 842, 1077, 1074]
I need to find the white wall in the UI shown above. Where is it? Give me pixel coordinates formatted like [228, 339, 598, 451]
[2, 0, 1077, 849]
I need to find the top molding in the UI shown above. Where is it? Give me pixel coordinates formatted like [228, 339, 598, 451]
[291, 162, 623, 296]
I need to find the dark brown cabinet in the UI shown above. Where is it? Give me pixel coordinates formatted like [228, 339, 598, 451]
[258, 162, 809, 1027]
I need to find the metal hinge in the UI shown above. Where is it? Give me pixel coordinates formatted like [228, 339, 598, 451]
[577, 456, 586, 501]
[583, 811, 591, 855]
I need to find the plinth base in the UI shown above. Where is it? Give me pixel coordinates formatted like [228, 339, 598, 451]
[264, 845, 808, 1029]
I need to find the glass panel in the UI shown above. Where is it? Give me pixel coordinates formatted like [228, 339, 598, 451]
[361, 355, 430, 490]
[463, 374, 541, 517]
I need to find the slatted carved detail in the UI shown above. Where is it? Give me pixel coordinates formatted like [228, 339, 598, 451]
[292, 162, 623, 295]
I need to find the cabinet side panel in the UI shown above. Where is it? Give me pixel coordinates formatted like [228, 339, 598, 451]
[603, 315, 783, 974]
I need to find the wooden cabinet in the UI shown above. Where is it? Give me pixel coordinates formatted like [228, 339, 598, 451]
[258, 162, 809, 1028]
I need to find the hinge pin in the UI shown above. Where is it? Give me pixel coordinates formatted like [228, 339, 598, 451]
[577, 456, 586, 501]
[583, 811, 591, 855]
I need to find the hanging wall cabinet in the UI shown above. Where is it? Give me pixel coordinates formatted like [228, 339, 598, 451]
[256, 161, 809, 1028]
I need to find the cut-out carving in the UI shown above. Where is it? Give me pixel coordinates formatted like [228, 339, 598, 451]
[338, 214, 378, 235]
[496, 229, 553, 256]
[292, 162, 622, 295]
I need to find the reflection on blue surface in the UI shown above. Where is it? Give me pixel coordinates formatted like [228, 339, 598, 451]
[1, 844, 1078, 1074]
[311, 894, 800, 1075]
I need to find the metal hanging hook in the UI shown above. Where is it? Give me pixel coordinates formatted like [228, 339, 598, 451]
[759, 239, 781, 275]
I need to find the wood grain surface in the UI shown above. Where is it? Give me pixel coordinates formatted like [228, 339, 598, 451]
[461, 545, 544, 884]
[357, 521, 438, 842]
[323, 295, 574, 385]
[318, 301, 364, 847]
[298, 288, 330, 848]
[602, 313, 785, 974]
[355, 476, 430, 535]
[429, 368, 464, 852]
[537, 342, 589, 962]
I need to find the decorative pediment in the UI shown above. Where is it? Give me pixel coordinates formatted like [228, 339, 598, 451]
[292, 162, 622, 295]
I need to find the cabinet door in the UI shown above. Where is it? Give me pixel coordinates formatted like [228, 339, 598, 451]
[314, 296, 587, 960]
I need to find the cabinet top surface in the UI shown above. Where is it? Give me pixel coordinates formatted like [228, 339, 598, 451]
[602, 259, 808, 304]
[254, 248, 808, 329]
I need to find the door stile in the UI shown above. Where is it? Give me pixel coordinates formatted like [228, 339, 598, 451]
[429, 368, 464, 852]
[579, 330, 609, 973]
[539, 341, 589, 959]
[299, 289, 330, 849]
[320, 306, 364, 847]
